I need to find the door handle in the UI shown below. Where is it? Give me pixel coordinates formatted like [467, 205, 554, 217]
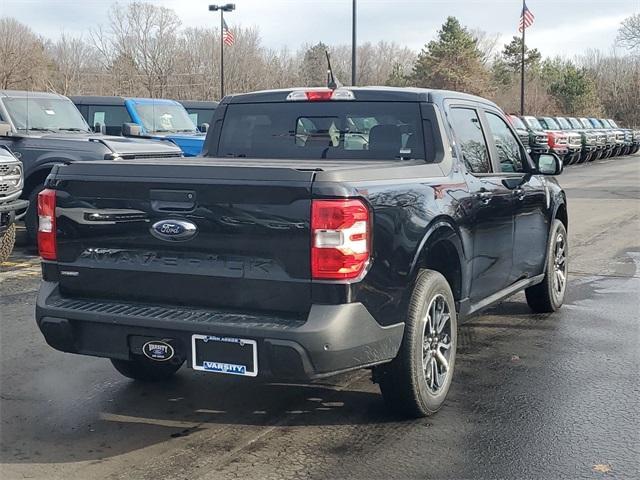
[476, 191, 492, 205]
[512, 188, 525, 201]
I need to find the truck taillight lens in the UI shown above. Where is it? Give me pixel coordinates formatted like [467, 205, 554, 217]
[37, 189, 57, 260]
[311, 199, 370, 280]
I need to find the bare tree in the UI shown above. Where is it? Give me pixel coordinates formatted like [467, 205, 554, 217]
[470, 28, 501, 66]
[0, 17, 48, 90]
[47, 33, 97, 95]
[617, 14, 640, 53]
[90, 2, 182, 97]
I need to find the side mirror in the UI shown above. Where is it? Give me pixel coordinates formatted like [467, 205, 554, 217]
[199, 123, 209, 133]
[0, 121, 12, 137]
[536, 153, 563, 175]
[122, 122, 142, 137]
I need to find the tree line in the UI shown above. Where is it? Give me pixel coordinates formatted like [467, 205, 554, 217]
[0, 3, 638, 125]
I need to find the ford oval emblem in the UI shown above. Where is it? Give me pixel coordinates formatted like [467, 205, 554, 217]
[142, 340, 175, 361]
[151, 219, 198, 242]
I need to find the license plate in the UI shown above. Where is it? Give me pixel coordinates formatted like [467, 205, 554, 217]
[191, 334, 258, 377]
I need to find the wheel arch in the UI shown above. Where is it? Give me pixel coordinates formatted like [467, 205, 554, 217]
[410, 218, 467, 304]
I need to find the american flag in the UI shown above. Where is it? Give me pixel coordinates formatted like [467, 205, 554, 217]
[223, 18, 235, 46]
[518, 2, 535, 32]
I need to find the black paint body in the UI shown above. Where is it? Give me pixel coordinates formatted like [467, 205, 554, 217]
[36, 88, 567, 379]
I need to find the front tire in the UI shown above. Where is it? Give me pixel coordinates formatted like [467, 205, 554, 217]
[111, 356, 183, 382]
[0, 223, 17, 263]
[377, 270, 457, 418]
[525, 219, 568, 313]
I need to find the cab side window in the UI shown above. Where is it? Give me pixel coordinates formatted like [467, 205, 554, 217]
[449, 108, 491, 174]
[486, 112, 525, 173]
[88, 105, 132, 136]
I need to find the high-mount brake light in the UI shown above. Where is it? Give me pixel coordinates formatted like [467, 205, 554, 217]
[37, 189, 57, 260]
[311, 199, 370, 280]
[286, 89, 355, 102]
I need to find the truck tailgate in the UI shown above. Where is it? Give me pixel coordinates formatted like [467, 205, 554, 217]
[52, 160, 315, 314]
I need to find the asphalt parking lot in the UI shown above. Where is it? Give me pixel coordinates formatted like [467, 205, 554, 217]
[1, 155, 639, 480]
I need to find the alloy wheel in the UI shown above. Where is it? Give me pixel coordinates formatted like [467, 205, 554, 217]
[553, 232, 567, 300]
[422, 294, 453, 394]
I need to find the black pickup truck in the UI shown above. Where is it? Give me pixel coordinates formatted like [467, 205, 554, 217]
[0, 90, 183, 241]
[35, 87, 568, 418]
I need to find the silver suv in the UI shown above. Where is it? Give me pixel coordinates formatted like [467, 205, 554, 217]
[0, 146, 28, 263]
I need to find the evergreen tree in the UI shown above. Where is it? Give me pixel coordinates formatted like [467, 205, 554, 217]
[548, 64, 602, 116]
[492, 36, 541, 86]
[300, 42, 329, 87]
[412, 17, 490, 95]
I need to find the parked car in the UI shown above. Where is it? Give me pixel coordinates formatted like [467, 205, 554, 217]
[35, 86, 567, 418]
[520, 116, 569, 161]
[586, 118, 619, 158]
[601, 119, 633, 156]
[537, 117, 582, 165]
[555, 117, 598, 163]
[0, 90, 183, 241]
[178, 100, 218, 132]
[71, 96, 207, 157]
[0, 145, 28, 263]
[508, 115, 549, 155]
[577, 118, 614, 159]
[565, 117, 606, 161]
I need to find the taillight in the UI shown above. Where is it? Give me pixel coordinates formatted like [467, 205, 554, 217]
[286, 89, 355, 101]
[37, 189, 57, 260]
[311, 199, 370, 280]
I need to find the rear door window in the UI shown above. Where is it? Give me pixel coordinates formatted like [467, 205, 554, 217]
[217, 102, 427, 161]
[88, 105, 132, 136]
[449, 107, 491, 174]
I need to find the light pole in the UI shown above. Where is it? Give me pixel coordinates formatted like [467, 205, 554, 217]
[208, 3, 235, 100]
[352, 0, 357, 86]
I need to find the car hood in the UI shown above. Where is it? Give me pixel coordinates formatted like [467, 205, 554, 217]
[151, 133, 206, 157]
[36, 132, 183, 156]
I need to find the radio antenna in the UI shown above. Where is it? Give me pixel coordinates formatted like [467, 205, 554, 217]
[325, 50, 342, 90]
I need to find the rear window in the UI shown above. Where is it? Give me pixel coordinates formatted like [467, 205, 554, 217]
[217, 102, 427, 161]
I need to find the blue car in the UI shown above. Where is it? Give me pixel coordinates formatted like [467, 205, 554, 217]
[71, 96, 206, 157]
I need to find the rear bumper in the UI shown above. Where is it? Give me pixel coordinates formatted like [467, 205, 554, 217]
[35, 281, 404, 380]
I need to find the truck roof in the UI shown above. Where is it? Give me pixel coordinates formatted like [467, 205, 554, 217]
[70, 95, 186, 107]
[222, 86, 500, 109]
[0, 90, 69, 100]
[178, 100, 219, 109]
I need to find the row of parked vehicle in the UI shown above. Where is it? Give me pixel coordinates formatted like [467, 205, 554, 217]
[508, 114, 640, 165]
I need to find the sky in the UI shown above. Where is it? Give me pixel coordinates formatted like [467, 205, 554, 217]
[1, 0, 638, 58]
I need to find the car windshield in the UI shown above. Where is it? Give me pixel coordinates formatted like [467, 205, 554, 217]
[217, 102, 427, 161]
[132, 102, 198, 134]
[608, 119, 619, 128]
[523, 116, 543, 130]
[568, 118, 582, 129]
[2, 97, 90, 132]
[509, 116, 527, 129]
[556, 117, 572, 130]
[579, 118, 593, 129]
[541, 117, 561, 130]
[590, 119, 604, 128]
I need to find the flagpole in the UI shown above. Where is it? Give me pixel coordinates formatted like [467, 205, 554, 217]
[220, 9, 225, 99]
[520, 0, 526, 116]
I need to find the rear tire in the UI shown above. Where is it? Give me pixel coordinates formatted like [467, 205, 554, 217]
[525, 219, 568, 313]
[0, 223, 17, 263]
[111, 356, 183, 381]
[377, 270, 457, 418]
